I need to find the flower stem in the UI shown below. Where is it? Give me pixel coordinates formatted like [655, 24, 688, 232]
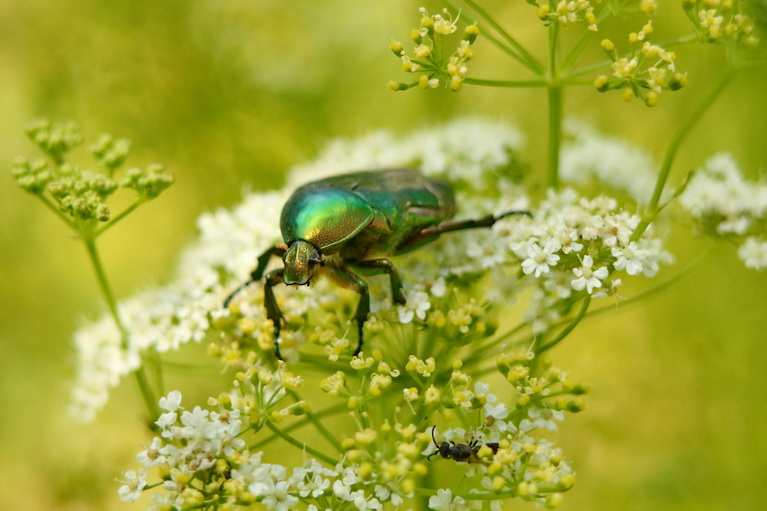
[633, 65, 736, 240]
[38, 195, 75, 228]
[460, 0, 545, 75]
[548, 85, 563, 189]
[536, 295, 591, 355]
[264, 421, 339, 466]
[287, 390, 345, 454]
[83, 236, 125, 342]
[82, 235, 160, 421]
[462, 77, 548, 88]
[547, 23, 563, 189]
[249, 403, 348, 450]
[96, 200, 143, 237]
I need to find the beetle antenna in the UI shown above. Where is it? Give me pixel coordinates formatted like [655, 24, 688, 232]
[431, 425, 439, 448]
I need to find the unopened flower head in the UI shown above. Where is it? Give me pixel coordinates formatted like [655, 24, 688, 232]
[12, 120, 173, 229]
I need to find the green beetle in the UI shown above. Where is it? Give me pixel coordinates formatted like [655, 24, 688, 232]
[225, 169, 529, 360]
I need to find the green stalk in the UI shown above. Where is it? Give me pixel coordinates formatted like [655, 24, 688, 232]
[38, 195, 75, 228]
[461, 0, 545, 75]
[560, 28, 594, 74]
[566, 35, 699, 80]
[547, 86, 563, 189]
[96, 200, 143, 237]
[249, 403, 348, 450]
[287, 390, 345, 454]
[547, 22, 563, 189]
[633, 65, 735, 240]
[264, 421, 339, 466]
[536, 295, 591, 355]
[82, 235, 160, 421]
[462, 77, 548, 87]
[83, 236, 126, 343]
[443, 0, 535, 73]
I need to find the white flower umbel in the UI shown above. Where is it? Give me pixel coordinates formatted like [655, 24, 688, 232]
[69, 118, 529, 421]
[737, 237, 767, 270]
[560, 120, 657, 202]
[62, 119, 668, 509]
[679, 153, 767, 270]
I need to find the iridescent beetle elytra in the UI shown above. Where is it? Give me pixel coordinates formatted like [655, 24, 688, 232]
[224, 169, 530, 359]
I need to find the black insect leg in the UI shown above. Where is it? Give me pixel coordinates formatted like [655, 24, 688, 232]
[329, 264, 370, 357]
[263, 268, 287, 360]
[395, 209, 532, 254]
[223, 244, 287, 307]
[352, 258, 406, 304]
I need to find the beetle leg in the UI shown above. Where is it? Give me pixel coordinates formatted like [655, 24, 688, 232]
[223, 244, 287, 307]
[394, 209, 532, 254]
[352, 259, 406, 304]
[328, 264, 369, 356]
[263, 268, 287, 360]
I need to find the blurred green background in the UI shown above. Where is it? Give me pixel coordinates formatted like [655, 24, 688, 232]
[2, 0, 766, 509]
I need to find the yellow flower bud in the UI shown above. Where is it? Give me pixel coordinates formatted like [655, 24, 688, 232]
[389, 40, 404, 55]
[594, 75, 609, 92]
[546, 493, 564, 509]
[642, 22, 653, 35]
[464, 23, 480, 44]
[358, 463, 373, 479]
[669, 73, 688, 90]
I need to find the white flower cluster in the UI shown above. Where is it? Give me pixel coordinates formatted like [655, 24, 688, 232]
[119, 390, 245, 506]
[70, 117, 674, 420]
[560, 120, 657, 202]
[123, 372, 579, 509]
[424, 381, 575, 510]
[287, 117, 526, 192]
[679, 153, 767, 269]
[119, 391, 414, 510]
[69, 118, 527, 420]
[69, 192, 287, 421]
[394, 187, 671, 335]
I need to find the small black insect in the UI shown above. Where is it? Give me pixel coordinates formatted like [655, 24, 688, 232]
[427, 425, 500, 463]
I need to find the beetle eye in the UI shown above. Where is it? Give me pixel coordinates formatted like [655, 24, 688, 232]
[309, 250, 322, 265]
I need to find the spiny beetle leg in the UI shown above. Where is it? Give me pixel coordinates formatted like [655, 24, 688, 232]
[352, 258, 406, 304]
[223, 244, 287, 308]
[263, 268, 286, 360]
[425, 209, 532, 235]
[329, 264, 370, 356]
[495, 209, 533, 222]
[395, 209, 532, 254]
[253, 244, 287, 281]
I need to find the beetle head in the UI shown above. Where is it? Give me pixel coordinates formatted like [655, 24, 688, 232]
[283, 240, 322, 285]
